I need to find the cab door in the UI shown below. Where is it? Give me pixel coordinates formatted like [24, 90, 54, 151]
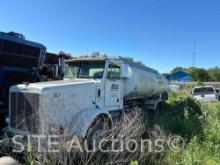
[104, 63, 121, 107]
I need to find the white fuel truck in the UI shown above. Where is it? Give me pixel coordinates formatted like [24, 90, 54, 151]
[6, 55, 169, 138]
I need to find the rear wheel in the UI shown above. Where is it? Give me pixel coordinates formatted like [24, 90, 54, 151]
[155, 101, 166, 114]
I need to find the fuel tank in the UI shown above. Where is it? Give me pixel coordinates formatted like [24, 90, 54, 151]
[121, 59, 169, 99]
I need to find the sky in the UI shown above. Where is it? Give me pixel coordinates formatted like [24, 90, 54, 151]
[0, 0, 220, 73]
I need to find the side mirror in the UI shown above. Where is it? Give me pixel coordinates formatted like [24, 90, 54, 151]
[215, 88, 219, 93]
[120, 63, 129, 79]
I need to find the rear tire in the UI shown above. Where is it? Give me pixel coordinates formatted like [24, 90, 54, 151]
[155, 101, 166, 114]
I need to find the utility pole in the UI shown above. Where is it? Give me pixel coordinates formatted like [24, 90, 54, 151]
[192, 40, 197, 67]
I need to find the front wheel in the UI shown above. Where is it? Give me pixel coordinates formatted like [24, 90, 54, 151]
[85, 116, 111, 149]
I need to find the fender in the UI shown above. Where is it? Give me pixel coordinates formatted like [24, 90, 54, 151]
[68, 107, 112, 138]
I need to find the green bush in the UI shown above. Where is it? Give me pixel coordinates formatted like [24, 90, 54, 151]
[159, 91, 220, 165]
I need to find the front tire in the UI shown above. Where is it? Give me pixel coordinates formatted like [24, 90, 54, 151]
[85, 116, 111, 149]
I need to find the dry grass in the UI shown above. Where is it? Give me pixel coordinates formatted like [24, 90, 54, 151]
[13, 108, 170, 165]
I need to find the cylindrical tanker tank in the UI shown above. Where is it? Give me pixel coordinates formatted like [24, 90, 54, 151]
[121, 59, 169, 99]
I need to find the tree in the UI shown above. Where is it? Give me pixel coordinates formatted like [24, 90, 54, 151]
[207, 67, 220, 82]
[123, 57, 134, 63]
[58, 51, 72, 60]
[123, 57, 146, 66]
[171, 66, 188, 73]
[188, 67, 210, 82]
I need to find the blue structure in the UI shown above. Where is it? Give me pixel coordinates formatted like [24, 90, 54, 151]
[165, 71, 192, 82]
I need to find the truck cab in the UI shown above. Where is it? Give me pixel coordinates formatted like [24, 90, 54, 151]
[65, 57, 124, 110]
[6, 56, 124, 137]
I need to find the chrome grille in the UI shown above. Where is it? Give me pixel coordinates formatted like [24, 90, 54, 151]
[10, 92, 40, 133]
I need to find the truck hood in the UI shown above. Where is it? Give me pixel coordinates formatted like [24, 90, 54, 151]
[8, 78, 100, 136]
[10, 79, 100, 93]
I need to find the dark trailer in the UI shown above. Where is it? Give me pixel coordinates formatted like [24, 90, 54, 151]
[0, 32, 46, 127]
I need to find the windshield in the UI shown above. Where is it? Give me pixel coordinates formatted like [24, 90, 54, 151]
[193, 87, 215, 95]
[64, 61, 105, 79]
